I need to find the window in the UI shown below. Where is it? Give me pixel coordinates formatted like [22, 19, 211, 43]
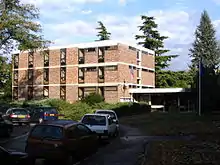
[87, 48, 96, 52]
[43, 68, 49, 84]
[105, 66, 117, 71]
[137, 79, 141, 84]
[81, 115, 106, 126]
[43, 86, 49, 98]
[60, 67, 66, 84]
[28, 87, 33, 100]
[105, 86, 117, 91]
[142, 51, 148, 55]
[98, 67, 104, 83]
[129, 46, 136, 51]
[78, 68, 84, 83]
[13, 70, 18, 86]
[28, 69, 33, 84]
[84, 87, 96, 96]
[13, 87, 18, 100]
[44, 50, 49, 67]
[60, 48, 66, 65]
[60, 86, 66, 100]
[77, 124, 91, 135]
[86, 67, 97, 72]
[30, 125, 63, 139]
[78, 88, 84, 100]
[105, 46, 118, 50]
[78, 49, 85, 64]
[98, 48, 104, 63]
[28, 51, 34, 68]
[13, 54, 19, 69]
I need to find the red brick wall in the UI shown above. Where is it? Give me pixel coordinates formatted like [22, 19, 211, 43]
[141, 71, 155, 86]
[66, 86, 78, 103]
[49, 49, 60, 66]
[141, 53, 155, 69]
[104, 89, 118, 103]
[118, 44, 137, 64]
[118, 64, 137, 84]
[66, 48, 78, 65]
[49, 68, 60, 84]
[84, 70, 97, 83]
[33, 69, 43, 85]
[34, 51, 43, 68]
[66, 67, 78, 84]
[18, 70, 27, 86]
[104, 69, 119, 83]
[49, 86, 60, 99]
[19, 53, 28, 68]
[104, 47, 119, 62]
[84, 49, 98, 63]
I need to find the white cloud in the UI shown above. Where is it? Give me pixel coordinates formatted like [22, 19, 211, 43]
[81, 10, 92, 14]
[212, 0, 220, 4]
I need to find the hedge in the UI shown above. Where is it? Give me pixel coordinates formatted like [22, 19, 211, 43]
[1, 99, 151, 121]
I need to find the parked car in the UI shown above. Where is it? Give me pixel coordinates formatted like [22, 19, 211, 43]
[28, 107, 61, 123]
[25, 120, 98, 165]
[95, 109, 119, 135]
[0, 146, 29, 165]
[2, 108, 30, 126]
[0, 113, 13, 137]
[81, 114, 118, 139]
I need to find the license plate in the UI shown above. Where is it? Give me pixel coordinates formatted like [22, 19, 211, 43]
[50, 114, 55, 116]
[18, 115, 25, 118]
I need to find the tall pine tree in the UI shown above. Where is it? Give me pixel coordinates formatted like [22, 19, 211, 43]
[189, 10, 220, 113]
[135, 15, 177, 87]
[96, 21, 111, 41]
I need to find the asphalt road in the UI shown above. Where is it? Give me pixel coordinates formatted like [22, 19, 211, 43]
[0, 125, 147, 165]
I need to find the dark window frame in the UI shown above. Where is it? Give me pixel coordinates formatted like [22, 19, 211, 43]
[78, 49, 85, 64]
[28, 69, 34, 85]
[87, 48, 96, 52]
[13, 54, 19, 69]
[60, 67, 66, 84]
[28, 51, 34, 68]
[60, 86, 66, 100]
[43, 86, 49, 98]
[13, 70, 18, 86]
[13, 87, 18, 100]
[60, 48, 66, 65]
[43, 68, 49, 85]
[78, 87, 84, 100]
[44, 50, 49, 67]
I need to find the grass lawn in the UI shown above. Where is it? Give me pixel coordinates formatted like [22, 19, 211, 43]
[120, 112, 220, 165]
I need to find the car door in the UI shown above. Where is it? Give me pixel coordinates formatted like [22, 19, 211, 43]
[108, 117, 116, 134]
[76, 124, 97, 155]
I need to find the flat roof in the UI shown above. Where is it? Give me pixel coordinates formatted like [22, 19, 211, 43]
[129, 88, 191, 94]
[13, 40, 154, 55]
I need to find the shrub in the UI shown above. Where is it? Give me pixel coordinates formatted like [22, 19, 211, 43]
[82, 93, 104, 105]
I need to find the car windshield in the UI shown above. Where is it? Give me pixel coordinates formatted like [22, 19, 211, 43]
[12, 109, 28, 115]
[96, 111, 116, 119]
[82, 115, 106, 126]
[30, 125, 63, 139]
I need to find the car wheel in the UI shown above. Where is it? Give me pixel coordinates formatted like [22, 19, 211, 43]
[39, 118, 43, 123]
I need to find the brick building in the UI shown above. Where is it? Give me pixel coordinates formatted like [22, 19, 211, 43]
[12, 40, 155, 103]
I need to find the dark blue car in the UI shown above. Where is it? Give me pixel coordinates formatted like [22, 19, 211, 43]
[29, 107, 61, 123]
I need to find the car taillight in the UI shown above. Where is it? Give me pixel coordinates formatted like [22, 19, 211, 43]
[26, 115, 30, 118]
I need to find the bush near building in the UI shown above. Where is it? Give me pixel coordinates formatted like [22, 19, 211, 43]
[3, 93, 150, 121]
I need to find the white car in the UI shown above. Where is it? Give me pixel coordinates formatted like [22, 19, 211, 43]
[80, 114, 117, 138]
[95, 109, 119, 135]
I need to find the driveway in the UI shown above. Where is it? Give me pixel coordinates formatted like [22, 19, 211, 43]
[1, 125, 147, 165]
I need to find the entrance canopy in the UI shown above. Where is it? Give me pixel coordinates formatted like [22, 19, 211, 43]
[129, 88, 191, 94]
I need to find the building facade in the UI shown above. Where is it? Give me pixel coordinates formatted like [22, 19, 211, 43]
[12, 40, 155, 103]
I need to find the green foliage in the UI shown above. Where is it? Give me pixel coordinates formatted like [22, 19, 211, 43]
[135, 15, 178, 87]
[0, 0, 50, 54]
[135, 15, 178, 72]
[156, 70, 194, 88]
[81, 93, 104, 105]
[189, 10, 220, 69]
[96, 21, 111, 41]
[189, 10, 220, 113]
